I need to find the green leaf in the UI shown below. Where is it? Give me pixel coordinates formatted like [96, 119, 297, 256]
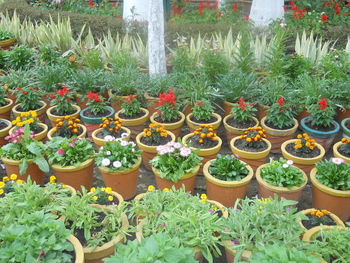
[19, 159, 28, 176]
[33, 157, 50, 173]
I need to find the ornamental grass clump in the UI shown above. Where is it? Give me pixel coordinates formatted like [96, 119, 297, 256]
[52, 116, 82, 137]
[265, 96, 294, 129]
[315, 159, 350, 191]
[192, 99, 215, 122]
[209, 154, 249, 181]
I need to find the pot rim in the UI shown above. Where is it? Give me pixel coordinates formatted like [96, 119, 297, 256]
[261, 116, 299, 136]
[9, 122, 48, 139]
[47, 124, 86, 141]
[80, 106, 115, 122]
[186, 112, 222, 129]
[0, 98, 14, 112]
[150, 111, 185, 129]
[333, 141, 350, 163]
[152, 165, 200, 182]
[230, 136, 271, 159]
[47, 104, 81, 119]
[91, 127, 131, 146]
[297, 208, 345, 230]
[182, 133, 222, 156]
[223, 115, 259, 132]
[135, 130, 176, 153]
[12, 100, 47, 114]
[68, 235, 84, 263]
[115, 107, 149, 125]
[0, 118, 12, 135]
[301, 117, 340, 136]
[341, 118, 350, 135]
[281, 139, 325, 164]
[302, 225, 348, 242]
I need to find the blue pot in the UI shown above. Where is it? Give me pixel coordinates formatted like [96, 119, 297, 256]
[300, 117, 340, 139]
[341, 118, 350, 138]
[80, 106, 115, 124]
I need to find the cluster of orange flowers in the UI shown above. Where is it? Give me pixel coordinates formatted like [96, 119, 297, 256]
[194, 125, 218, 144]
[52, 116, 81, 134]
[341, 137, 350, 144]
[294, 133, 316, 150]
[100, 117, 123, 134]
[143, 123, 168, 138]
[240, 126, 266, 143]
[310, 209, 330, 218]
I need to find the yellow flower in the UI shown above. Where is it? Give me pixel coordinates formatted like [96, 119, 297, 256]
[0, 189, 3, 195]
[16, 180, 23, 184]
[258, 210, 261, 214]
[297, 134, 302, 139]
[92, 196, 98, 201]
[200, 193, 207, 200]
[10, 174, 17, 180]
[108, 195, 114, 201]
[49, 176, 56, 183]
[259, 206, 262, 209]
[0, 182, 4, 188]
[3, 176, 9, 182]
[62, 184, 67, 189]
[101, 187, 106, 192]
[90, 187, 96, 192]
[147, 185, 155, 192]
[163, 188, 170, 192]
[105, 187, 112, 194]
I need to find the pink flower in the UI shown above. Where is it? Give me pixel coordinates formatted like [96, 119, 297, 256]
[331, 158, 344, 165]
[161, 222, 166, 227]
[180, 147, 191, 157]
[57, 149, 65, 155]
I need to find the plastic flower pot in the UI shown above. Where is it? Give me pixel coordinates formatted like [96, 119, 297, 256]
[80, 106, 115, 137]
[0, 119, 11, 147]
[69, 235, 85, 263]
[341, 118, 350, 138]
[12, 101, 47, 123]
[151, 165, 200, 194]
[310, 168, 350, 221]
[281, 139, 326, 175]
[46, 104, 81, 127]
[150, 111, 185, 138]
[98, 157, 142, 200]
[223, 115, 259, 142]
[182, 133, 222, 175]
[135, 131, 176, 170]
[115, 108, 149, 140]
[0, 98, 14, 120]
[230, 136, 271, 172]
[91, 127, 131, 149]
[297, 208, 345, 231]
[300, 117, 340, 152]
[333, 141, 350, 164]
[144, 92, 158, 116]
[203, 159, 254, 207]
[256, 163, 308, 201]
[1, 157, 45, 186]
[336, 106, 350, 123]
[47, 124, 87, 141]
[261, 117, 299, 154]
[9, 123, 48, 142]
[0, 38, 16, 49]
[51, 158, 94, 191]
[186, 113, 222, 133]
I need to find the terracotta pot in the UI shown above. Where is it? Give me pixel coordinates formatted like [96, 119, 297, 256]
[98, 157, 142, 200]
[0, 38, 16, 49]
[223, 101, 235, 116]
[69, 235, 85, 263]
[144, 92, 158, 116]
[150, 111, 185, 138]
[223, 115, 259, 142]
[135, 130, 176, 170]
[224, 239, 251, 263]
[51, 158, 94, 191]
[183, 104, 192, 116]
[80, 106, 115, 136]
[310, 168, 350, 221]
[152, 165, 200, 194]
[0, 119, 11, 147]
[230, 137, 271, 172]
[47, 124, 87, 141]
[203, 159, 254, 207]
[182, 133, 222, 175]
[108, 90, 138, 113]
[296, 108, 310, 123]
[336, 105, 350, 123]
[298, 208, 345, 231]
[186, 113, 222, 133]
[341, 118, 350, 138]
[281, 139, 325, 175]
[9, 123, 48, 142]
[46, 104, 81, 127]
[12, 101, 47, 123]
[6, 90, 16, 102]
[333, 141, 350, 164]
[257, 103, 269, 121]
[0, 98, 14, 120]
[261, 117, 298, 153]
[91, 127, 131, 149]
[256, 163, 308, 201]
[115, 108, 149, 139]
[1, 157, 45, 185]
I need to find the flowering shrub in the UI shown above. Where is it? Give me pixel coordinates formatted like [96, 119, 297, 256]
[98, 117, 128, 140]
[315, 158, 350, 190]
[230, 97, 257, 123]
[120, 94, 141, 117]
[15, 87, 42, 111]
[88, 187, 115, 204]
[11, 111, 40, 131]
[307, 97, 336, 127]
[239, 127, 267, 149]
[209, 154, 249, 181]
[294, 133, 317, 152]
[52, 116, 82, 137]
[150, 141, 202, 182]
[46, 137, 95, 167]
[50, 85, 75, 115]
[85, 91, 107, 115]
[339, 137, 350, 155]
[96, 140, 142, 172]
[192, 125, 218, 146]
[260, 158, 305, 188]
[265, 96, 294, 129]
[142, 123, 170, 145]
[191, 99, 214, 121]
[0, 174, 24, 197]
[155, 90, 179, 122]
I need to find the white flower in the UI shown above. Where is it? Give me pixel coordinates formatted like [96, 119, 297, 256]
[100, 146, 104, 151]
[106, 151, 111, 156]
[331, 158, 344, 165]
[282, 164, 289, 168]
[167, 147, 175, 153]
[101, 158, 111, 167]
[128, 141, 136, 147]
[104, 135, 115, 141]
[113, 161, 122, 168]
[121, 133, 129, 138]
[173, 142, 182, 149]
[286, 160, 294, 165]
[167, 141, 175, 147]
[120, 140, 128, 146]
[180, 147, 191, 157]
[116, 138, 122, 142]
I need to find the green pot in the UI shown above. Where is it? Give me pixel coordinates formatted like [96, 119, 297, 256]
[80, 106, 115, 136]
[341, 118, 350, 137]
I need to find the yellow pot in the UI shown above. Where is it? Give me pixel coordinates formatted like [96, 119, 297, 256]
[0, 98, 14, 119]
[116, 108, 149, 126]
[302, 225, 348, 242]
[9, 123, 48, 142]
[298, 208, 345, 231]
[186, 113, 222, 132]
[223, 115, 259, 136]
[69, 235, 84, 263]
[0, 119, 12, 146]
[333, 141, 350, 163]
[46, 104, 81, 127]
[230, 136, 271, 159]
[224, 239, 252, 263]
[47, 124, 87, 141]
[0, 38, 16, 49]
[91, 127, 131, 148]
[12, 101, 47, 121]
[150, 111, 185, 138]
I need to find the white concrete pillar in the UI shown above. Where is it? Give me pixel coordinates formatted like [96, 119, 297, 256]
[123, 0, 150, 21]
[249, 0, 284, 26]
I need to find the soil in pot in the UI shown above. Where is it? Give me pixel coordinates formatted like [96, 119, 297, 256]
[264, 120, 294, 130]
[118, 111, 146, 119]
[285, 143, 321, 158]
[51, 108, 79, 116]
[82, 108, 111, 118]
[234, 139, 268, 152]
[226, 118, 257, 130]
[187, 137, 219, 149]
[0, 121, 8, 130]
[154, 115, 181, 124]
[338, 147, 350, 158]
[54, 128, 84, 138]
[190, 115, 218, 124]
[302, 214, 336, 230]
[140, 136, 172, 147]
[304, 118, 336, 132]
[95, 129, 125, 140]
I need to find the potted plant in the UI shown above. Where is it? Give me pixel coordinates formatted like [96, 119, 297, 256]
[12, 87, 47, 122]
[230, 126, 271, 172]
[203, 154, 254, 207]
[115, 94, 149, 139]
[47, 85, 81, 126]
[310, 159, 350, 221]
[86, 187, 124, 208]
[0, 29, 15, 49]
[0, 124, 49, 185]
[0, 119, 12, 147]
[47, 116, 86, 140]
[223, 197, 306, 263]
[80, 91, 115, 136]
[46, 137, 95, 191]
[150, 141, 202, 193]
[261, 96, 299, 153]
[0, 86, 14, 120]
[96, 140, 142, 200]
[341, 118, 350, 137]
[10, 110, 48, 141]
[150, 90, 185, 138]
[281, 133, 326, 175]
[333, 137, 350, 163]
[0, 173, 24, 197]
[104, 232, 197, 263]
[298, 209, 345, 231]
[301, 97, 340, 152]
[256, 158, 308, 201]
[135, 123, 176, 170]
[223, 97, 259, 142]
[182, 124, 222, 175]
[186, 99, 222, 132]
[1, 70, 31, 101]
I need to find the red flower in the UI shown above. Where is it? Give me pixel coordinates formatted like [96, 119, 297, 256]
[232, 3, 238, 12]
[57, 86, 70, 97]
[344, 13, 349, 16]
[216, 12, 222, 17]
[282, 5, 287, 12]
[50, 94, 56, 99]
[213, 0, 218, 10]
[321, 13, 328, 22]
[322, 1, 332, 7]
[277, 96, 284, 107]
[198, 1, 204, 15]
[172, 4, 182, 15]
[293, 13, 299, 19]
[206, 0, 210, 8]
[159, 90, 176, 106]
[89, 0, 94, 8]
[112, 3, 116, 7]
[87, 91, 101, 102]
[318, 97, 328, 110]
[242, 15, 249, 21]
[17, 88, 22, 91]
[347, 1, 350, 7]
[196, 101, 203, 106]
[238, 97, 246, 111]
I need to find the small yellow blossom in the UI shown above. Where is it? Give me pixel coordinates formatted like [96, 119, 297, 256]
[163, 188, 170, 192]
[0, 189, 3, 195]
[92, 196, 98, 201]
[3, 177, 9, 182]
[105, 187, 112, 194]
[90, 187, 96, 193]
[62, 184, 67, 189]
[258, 210, 261, 214]
[108, 195, 114, 201]
[0, 182, 4, 188]
[16, 180, 23, 184]
[10, 174, 17, 180]
[147, 185, 155, 192]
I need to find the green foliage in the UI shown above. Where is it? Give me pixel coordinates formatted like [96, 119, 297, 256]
[81, 49, 104, 70]
[15, 86, 42, 111]
[233, 30, 253, 73]
[320, 50, 350, 80]
[37, 45, 62, 65]
[265, 96, 295, 129]
[315, 159, 350, 191]
[266, 28, 288, 76]
[201, 49, 229, 84]
[307, 98, 336, 127]
[70, 68, 107, 94]
[120, 95, 141, 117]
[50, 86, 75, 115]
[5, 45, 34, 70]
[141, 74, 174, 98]
[260, 158, 305, 188]
[191, 99, 214, 121]
[0, 85, 8, 106]
[0, 69, 32, 92]
[209, 154, 249, 181]
[230, 97, 257, 123]
[85, 91, 108, 115]
[106, 68, 140, 96]
[111, 52, 138, 72]
[171, 45, 197, 74]
[104, 233, 197, 263]
[282, 54, 313, 81]
[0, 29, 14, 41]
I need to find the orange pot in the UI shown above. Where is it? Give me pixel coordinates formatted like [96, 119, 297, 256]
[108, 90, 138, 113]
[0, 119, 11, 147]
[115, 108, 149, 140]
[257, 104, 269, 121]
[223, 101, 234, 116]
[0, 98, 14, 120]
[144, 92, 158, 116]
[336, 106, 350, 123]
